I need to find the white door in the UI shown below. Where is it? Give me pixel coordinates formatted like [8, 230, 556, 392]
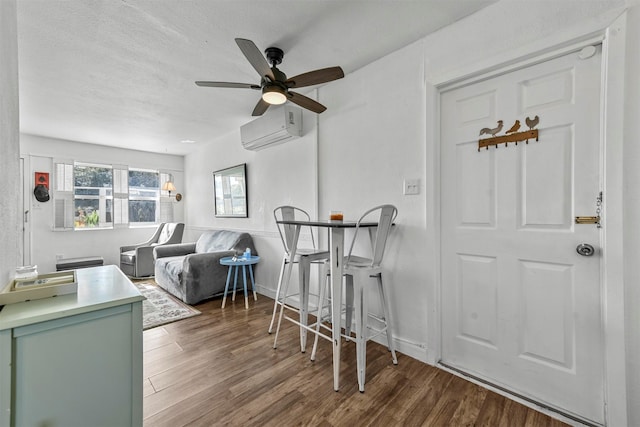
[440, 46, 603, 424]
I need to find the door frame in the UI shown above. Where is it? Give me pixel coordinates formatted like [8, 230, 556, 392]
[19, 155, 31, 266]
[430, 12, 628, 427]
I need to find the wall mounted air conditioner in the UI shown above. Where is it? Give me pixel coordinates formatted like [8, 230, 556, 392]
[241, 105, 302, 151]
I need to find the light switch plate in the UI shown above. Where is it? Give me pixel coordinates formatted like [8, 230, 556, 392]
[404, 179, 420, 195]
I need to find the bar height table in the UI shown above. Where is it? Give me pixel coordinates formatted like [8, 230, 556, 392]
[275, 218, 379, 391]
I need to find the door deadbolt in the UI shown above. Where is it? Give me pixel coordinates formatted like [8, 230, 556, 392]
[576, 243, 595, 257]
[575, 216, 600, 226]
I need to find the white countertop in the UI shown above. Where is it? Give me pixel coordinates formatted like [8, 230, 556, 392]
[0, 265, 144, 330]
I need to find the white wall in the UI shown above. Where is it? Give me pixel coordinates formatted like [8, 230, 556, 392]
[184, 49, 433, 361]
[182, 0, 640, 421]
[318, 43, 431, 359]
[317, 0, 633, 362]
[324, 0, 639, 423]
[0, 0, 19, 285]
[184, 106, 319, 300]
[7, 0, 637, 422]
[20, 133, 184, 273]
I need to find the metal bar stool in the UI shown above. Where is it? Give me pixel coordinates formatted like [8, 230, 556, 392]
[269, 206, 328, 352]
[311, 204, 398, 392]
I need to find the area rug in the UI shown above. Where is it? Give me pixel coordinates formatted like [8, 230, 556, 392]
[133, 281, 201, 330]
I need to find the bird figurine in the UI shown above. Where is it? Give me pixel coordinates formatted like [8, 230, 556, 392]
[479, 120, 504, 136]
[506, 120, 520, 134]
[525, 115, 540, 130]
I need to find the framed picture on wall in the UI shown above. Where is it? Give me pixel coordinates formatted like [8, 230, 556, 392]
[213, 163, 248, 218]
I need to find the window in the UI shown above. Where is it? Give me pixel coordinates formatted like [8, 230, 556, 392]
[73, 163, 113, 229]
[128, 169, 160, 225]
[53, 161, 167, 231]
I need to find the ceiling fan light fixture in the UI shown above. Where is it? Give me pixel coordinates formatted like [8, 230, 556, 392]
[196, 39, 343, 115]
[262, 86, 287, 105]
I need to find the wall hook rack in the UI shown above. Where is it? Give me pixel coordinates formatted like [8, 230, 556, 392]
[478, 129, 539, 151]
[478, 116, 540, 151]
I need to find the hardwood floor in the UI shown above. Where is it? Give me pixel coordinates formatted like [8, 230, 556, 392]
[143, 295, 568, 426]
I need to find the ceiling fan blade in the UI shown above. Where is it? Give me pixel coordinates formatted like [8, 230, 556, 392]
[252, 98, 271, 116]
[285, 66, 344, 88]
[287, 91, 327, 114]
[195, 81, 260, 89]
[235, 38, 275, 81]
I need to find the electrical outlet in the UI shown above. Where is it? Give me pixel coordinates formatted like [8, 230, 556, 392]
[403, 179, 420, 195]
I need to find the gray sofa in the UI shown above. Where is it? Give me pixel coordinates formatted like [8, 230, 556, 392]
[153, 230, 257, 304]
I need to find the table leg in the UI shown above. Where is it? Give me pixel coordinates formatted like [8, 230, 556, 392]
[232, 266, 239, 302]
[299, 256, 310, 352]
[242, 265, 249, 309]
[222, 266, 233, 308]
[329, 226, 344, 391]
[249, 265, 257, 301]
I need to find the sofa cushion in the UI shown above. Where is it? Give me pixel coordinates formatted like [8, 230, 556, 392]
[161, 256, 185, 279]
[154, 255, 186, 302]
[196, 230, 246, 254]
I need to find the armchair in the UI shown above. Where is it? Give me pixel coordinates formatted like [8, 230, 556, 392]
[119, 222, 185, 278]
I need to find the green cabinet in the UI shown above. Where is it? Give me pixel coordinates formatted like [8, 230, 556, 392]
[0, 266, 144, 427]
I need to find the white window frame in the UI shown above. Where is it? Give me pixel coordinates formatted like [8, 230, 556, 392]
[128, 167, 160, 227]
[113, 165, 129, 228]
[53, 160, 74, 231]
[53, 161, 166, 231]
[72, 162, 114, 230]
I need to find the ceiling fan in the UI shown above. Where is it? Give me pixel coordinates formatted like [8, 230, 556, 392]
[196, 38, 344, 116]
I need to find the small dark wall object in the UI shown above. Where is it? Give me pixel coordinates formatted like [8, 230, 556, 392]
[34, 172, 50, 202]
[33, 184, 50, 202]
[35, 172, 49, 188]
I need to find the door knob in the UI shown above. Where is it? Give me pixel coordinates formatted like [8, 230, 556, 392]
[576, 243, 595, 257]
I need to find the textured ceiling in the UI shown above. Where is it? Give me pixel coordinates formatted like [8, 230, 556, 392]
[16, 0, 495, 155]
